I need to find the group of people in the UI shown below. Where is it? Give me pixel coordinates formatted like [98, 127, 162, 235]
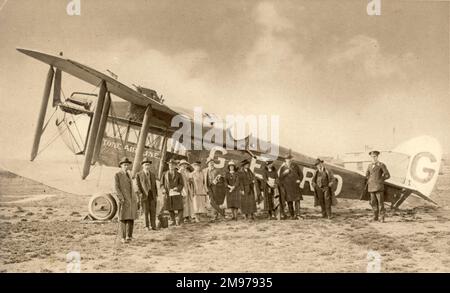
[113, 151, 390, 244]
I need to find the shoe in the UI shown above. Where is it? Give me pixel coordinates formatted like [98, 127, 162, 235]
[379, 217, 385, 223]
[170, 220, 176, 226]
[125, 237, 131, 242]
[120, 238, 126, 244]
[372, 217, 379, 222]
[151, 227, 158, 231]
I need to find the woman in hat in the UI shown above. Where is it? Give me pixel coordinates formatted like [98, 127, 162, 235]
[178, 159, 194, 223]
[190, 161, 208, 222]
[114, 157, 138, 243]
[225, 160, 241, 220]
[204, 158, 226, 220]
[161, 158, 184, 226]
[262, 160, 278, 220]
[238, 159, 257, 220]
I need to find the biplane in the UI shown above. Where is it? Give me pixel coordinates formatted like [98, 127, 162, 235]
[6, 48, 442, 220]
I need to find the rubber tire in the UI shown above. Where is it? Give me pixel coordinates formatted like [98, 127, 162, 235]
[87, 194, 118, 221]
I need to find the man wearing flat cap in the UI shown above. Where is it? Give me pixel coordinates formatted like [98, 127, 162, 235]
[114, 157, 138, 243]
[311, 158, 337, 219]
[161, 158, 184, 226]
[366, 151, 390, 223]
[136, 157, 158, 231]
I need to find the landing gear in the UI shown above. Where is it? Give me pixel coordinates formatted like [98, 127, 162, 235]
[391, 190, 412, 211]
[87, 194, 118, 220]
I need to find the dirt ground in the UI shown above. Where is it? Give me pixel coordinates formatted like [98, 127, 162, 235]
[1, 165, 449, 273]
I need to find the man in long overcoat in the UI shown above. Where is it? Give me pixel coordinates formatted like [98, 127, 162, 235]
[278, 154, 303, 219]
[136, 157, 158, 230]
[114, 157, 138, 243]
[161, 158, 184, 226]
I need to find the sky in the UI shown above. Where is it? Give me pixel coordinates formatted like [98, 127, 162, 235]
[0, 0, 449, 160]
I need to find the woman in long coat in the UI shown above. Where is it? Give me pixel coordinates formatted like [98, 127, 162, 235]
[161, 159, 184, 225]
[190, 161, 209, 222]
[114, 157, 138, 243]
[262, 160, 278, 220]
[225, 160, 240, 220]
[179, 160, 194, 223]
[238, 159, 257, 220]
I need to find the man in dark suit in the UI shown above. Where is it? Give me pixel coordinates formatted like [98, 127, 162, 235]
[312, 158, 337, 220]
[114, 157, 138, 243]
[366, 151, 390, 223]
[136, 157, 158, 231]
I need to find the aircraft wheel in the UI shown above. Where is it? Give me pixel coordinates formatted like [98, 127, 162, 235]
[87, 194, 118, 221]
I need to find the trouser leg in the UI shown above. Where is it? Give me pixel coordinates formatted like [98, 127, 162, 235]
[149, 198, 157, 229]
[324, 188, 332, 217]
[142, 199, 150, 228]
[317, 188, 326, 217]
[288, 201, 294, 217]
[294, 200, 300, 216]
[377, 192, 385, 220]
[127, 220, 134, 238]
[370, 192, 379, 220]
[120, 220, 126, 239]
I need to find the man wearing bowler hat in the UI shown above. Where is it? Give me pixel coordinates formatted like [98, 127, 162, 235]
[366, 150, 390, 222]
[311, 158, 337, 219]
[114, 157, 138, 243]
[136, 157, 158, 231]
[161, 158, 184, 226]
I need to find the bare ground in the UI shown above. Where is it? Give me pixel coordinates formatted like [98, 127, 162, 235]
[0, 167, 449, 272]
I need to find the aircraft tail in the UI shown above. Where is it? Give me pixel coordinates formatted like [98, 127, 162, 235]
[391, 136, 442, 200]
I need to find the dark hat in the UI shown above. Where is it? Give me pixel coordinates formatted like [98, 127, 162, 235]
[119, 157, 132, 166]
[141, 157, 152, 165]
[192, 161, 202, 166]
[369, 150, 380, 156]
[167, 158, 177, 165]
[240, 159, 251, 166]
[314, 158, 324, 166]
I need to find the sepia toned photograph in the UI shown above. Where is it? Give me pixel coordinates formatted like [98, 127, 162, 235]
[0, 0, 449, 276]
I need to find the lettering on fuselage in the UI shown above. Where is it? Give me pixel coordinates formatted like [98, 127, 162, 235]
[101, 138, 160, 158]
[207, 147, 343, 196]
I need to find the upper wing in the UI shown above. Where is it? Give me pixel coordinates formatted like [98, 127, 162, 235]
[17, 48, 179, 128]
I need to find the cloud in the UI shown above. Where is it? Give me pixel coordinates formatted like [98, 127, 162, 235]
[328, 35, 417, 78]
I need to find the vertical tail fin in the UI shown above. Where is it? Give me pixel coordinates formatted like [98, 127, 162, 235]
[392, 136, 442, 199]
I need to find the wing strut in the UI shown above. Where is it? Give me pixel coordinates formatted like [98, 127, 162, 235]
[131, 105, 153, 178]
[30, 66, 54, 161]
[92, 91, 111, 163]
[158, 134, 169, 180]
[82, 80, 107, 179]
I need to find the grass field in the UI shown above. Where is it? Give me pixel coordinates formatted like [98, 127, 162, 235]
[0, 164, 449, 272]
